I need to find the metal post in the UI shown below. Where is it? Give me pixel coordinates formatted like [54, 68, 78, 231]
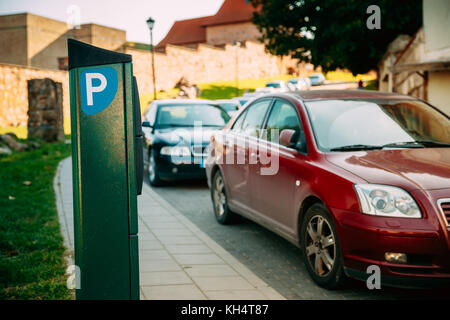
[147, 17, 157, 101]
[235, 42, 241, 97]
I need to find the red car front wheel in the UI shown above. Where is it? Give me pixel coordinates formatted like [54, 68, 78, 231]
[301, 203, 346, 289]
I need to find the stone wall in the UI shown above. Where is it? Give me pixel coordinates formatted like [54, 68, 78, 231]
[0, 63, 69, 127]
[126, 40, 299, 96]
[27, 78, 65, 142]
[0, 41, 298, 128]
[206, 22, 261, 46]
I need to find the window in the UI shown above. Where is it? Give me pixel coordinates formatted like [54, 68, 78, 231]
[155, 104, 229, 128]
[231, 109, 247, 133]
[304, 99, 450, 151]
[240, 100, 272, 137]
[145, 104, 157, 126]
[263, 99, 303, 146]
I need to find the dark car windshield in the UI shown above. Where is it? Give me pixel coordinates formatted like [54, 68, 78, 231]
[305, 99, 450, 152]
[156, 104, 230, 128]
[266, 83, 281, 88]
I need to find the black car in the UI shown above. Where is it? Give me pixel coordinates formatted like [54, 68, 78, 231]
[142, 100, 230, 186]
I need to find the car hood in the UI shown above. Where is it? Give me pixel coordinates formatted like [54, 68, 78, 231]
[326, 148, 450, 191]
[155, 127, 221, 145]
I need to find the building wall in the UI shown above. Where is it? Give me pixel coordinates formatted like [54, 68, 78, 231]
[0, 63, 69, 127]
[206, 22, 261, 46]
[423, 0, 450, 55]
[126, 40, 298, 96]
[75, 24, 126, 52]
[27, 14, 71, 70]
[428, 72, 450, 116]
[0, 13, 127, 71]
[0, 14, 28, 66]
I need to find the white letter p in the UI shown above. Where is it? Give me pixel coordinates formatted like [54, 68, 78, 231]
[86, 73, 107, 106]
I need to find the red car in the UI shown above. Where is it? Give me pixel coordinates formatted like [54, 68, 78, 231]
[205, 90, 450, 289]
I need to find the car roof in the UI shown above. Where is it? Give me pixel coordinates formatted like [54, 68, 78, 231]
[290, 90, 417, 101]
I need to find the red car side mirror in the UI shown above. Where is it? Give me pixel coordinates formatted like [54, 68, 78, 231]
[280, 129, 296, 148]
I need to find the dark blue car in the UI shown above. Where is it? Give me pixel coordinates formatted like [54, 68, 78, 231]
[142, 100, 230, 186]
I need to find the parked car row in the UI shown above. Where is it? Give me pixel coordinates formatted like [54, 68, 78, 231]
[142, 90, 450, 290]
[258, 73, 325, 94]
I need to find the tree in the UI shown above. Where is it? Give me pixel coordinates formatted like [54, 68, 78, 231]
[250, 0, 422, 74]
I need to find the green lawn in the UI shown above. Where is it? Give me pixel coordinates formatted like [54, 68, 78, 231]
[0, 140, 72, 300]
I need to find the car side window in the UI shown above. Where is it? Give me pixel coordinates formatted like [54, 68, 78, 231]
[263, 99, 305, 149]
[231, 109, 248, 133]
[146, 105, 157, 126]
[240, 100, 272, 138]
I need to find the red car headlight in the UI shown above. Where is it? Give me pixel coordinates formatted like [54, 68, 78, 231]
[354, 184, 422, 218]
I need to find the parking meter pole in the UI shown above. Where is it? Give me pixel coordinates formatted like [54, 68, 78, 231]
[68, 39, 142, 300]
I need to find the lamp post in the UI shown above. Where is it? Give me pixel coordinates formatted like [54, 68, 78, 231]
[235, 41, 241, 97]
[146, 17, 157, 101]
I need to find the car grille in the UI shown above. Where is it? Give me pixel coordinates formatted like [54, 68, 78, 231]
[438, 199, 450, 226]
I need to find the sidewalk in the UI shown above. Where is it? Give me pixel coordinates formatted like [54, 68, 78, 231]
[54, 157, 285, 300]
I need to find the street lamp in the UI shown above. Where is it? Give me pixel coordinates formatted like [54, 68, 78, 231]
[235, 41, 241, 97]
[146, 17, 157, 100]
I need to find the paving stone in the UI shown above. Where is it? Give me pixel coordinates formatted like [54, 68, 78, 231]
[141, 285, 206, 300]
[140, 271, 192, 286]
[185, 265, 238, 277]
[157, 236, 203, 245]
[140, 259, 182, 272]
[139, 240, 163, 250]
[192, 276, 254, 291]
[173, 254, 225, 265]
[204, 289, 267, 300]
[151, 228, 193, 237]
[139, 250, 171, 260]
[166, 244, 212, 254]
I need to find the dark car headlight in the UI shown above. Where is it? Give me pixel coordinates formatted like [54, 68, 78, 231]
[160, 146, 191, 157]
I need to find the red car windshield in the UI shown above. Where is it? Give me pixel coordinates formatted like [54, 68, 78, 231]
[304, 99, 450, 151]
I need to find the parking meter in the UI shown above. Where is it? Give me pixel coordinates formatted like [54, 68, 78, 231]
[68, 39, 143, 300]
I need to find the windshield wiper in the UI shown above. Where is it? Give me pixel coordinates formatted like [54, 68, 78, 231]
[381, 141, 424, 149]
[330, 144, 383, 152]
[413, 140, 450, 148]
[382, 140, 450, 149]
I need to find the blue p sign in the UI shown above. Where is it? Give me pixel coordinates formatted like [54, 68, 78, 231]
[80, 67, 118, 115]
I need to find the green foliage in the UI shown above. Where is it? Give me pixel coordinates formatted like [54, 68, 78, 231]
[0, 141, 72, 299]
[250, 0, 422, 74]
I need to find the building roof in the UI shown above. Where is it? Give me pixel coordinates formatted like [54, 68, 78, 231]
[157, 0, 259, 48]
[157, 16, 212, 48]
[204, 0, 258, 27]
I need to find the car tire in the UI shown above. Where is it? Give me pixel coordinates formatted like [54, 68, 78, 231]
[148, 149, 163, 187]
[300, 203, 346, 289]
[211, 170, 239, 224]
